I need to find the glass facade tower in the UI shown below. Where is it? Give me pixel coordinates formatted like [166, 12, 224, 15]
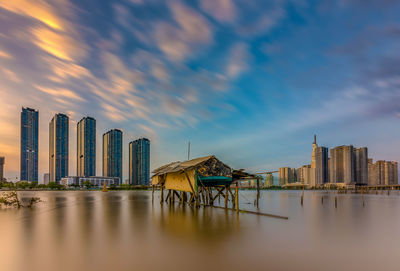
[77, 117, 96, 177]
[103, 129, 123, 184]
[21, 107, 39, 182]
[49, 113, 69, 184]
[129, 138, 150, 185]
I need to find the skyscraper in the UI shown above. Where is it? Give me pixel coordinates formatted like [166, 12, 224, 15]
[315, 146, 329, 185]
[330, 145, 354, 184]
[278, 167, 296, 185]
[311, 135, 317, 169]
[354, 147, 368, 185]
[0, 156, 4, 181]
[77, 117, 96, 177]
[21, 107, 39, 182]
[49, 113, 69, 184]
[310, 135, 328, 185]
[103, 129, 123, 183]
[129, 138, 150, 185]
[369, 160, 398, 185]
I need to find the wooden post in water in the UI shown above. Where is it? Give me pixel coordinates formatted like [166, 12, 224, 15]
[362, 190, 365, 207]
[335, 196, 337, 208]
[225, 186, 229, 209]
[235, 185, 239, 213]
[152, 185, 155, 202]
[256, 179, 260, 207]
[160, 186, 164, 204]
[321, 196, 324, 205]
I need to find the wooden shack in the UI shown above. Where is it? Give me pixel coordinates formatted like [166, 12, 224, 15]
[152, 155, 234, 207]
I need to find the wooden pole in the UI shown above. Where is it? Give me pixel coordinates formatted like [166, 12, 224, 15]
[256, 179, 260, 207]
[160, 186, 164, 204]
[225, 186, 229, 209]
[335, 196, 337, 208]
[235, 185, 239, 213]
[152, 185, 154, 202]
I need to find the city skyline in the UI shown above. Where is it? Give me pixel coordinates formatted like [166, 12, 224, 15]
[1, 1, 400, 181]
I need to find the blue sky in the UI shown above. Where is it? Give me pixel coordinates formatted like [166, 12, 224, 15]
[0, 0, 399, 182]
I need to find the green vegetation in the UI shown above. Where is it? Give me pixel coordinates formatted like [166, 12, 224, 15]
[109, 184, 150, 190]
[0, 181, 65, 190]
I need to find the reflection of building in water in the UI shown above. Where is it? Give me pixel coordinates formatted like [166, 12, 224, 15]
[368, 160, 398, 185]
[61, 176, 120, 187]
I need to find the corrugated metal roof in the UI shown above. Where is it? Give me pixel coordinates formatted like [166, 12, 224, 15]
[152, 155, 217, 176]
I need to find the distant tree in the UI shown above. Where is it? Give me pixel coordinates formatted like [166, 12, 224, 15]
[29, 181, 38, 189]
[82, 181, 93, 189]
[16, 181, 31, 190]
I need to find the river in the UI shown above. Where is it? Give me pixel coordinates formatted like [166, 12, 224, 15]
[0, 190, 399, 271]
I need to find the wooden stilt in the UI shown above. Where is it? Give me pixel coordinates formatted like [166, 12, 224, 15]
[160, 186, 164, 204]
[152, 185, 154, 202]
[235, 185, 239, 213]
[225, 186, 229, 209]
[256, 179, 260, 207]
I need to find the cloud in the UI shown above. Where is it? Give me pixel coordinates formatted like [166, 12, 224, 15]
[154, 1, 212, 61]
[0, 0, 65, 30]
[237, 7, 286, 37]
[32, 26, 87, 61]
[0, 49, 12, 59]
[226, 43, 250, 78]
[35, 85, 85, 101]
[201, 0, 236, 22]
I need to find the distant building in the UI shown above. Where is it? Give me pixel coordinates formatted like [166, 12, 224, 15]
[0, 156, 4, 181]
[21, 107, 39, 182]
[61, 176, 120, 187]
[368, 160, 398, 185]
[315, 146, 329, 185]
[43, 173, 50, 185]
[279, 167, 296, 185]
[297, 165, 316, 186]
[77, 117, 96, 177]
[49, 113, 69, 184]
[354, 147, 368, 185]
[103, 129, 123, 182]
[129, 138, 150, 185]
[311, 135, 317, 169]
[330, 145, 354, 184]
[264, 173, 274, 187]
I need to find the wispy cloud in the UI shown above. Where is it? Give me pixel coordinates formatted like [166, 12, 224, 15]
[35, 85, 86, 101]
[201, 0, 237, 22]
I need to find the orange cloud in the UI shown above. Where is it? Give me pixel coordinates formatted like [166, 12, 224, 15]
[0, 0, 64, 30]
[32, 27, 86, 61]
[35, 85, 85, 101]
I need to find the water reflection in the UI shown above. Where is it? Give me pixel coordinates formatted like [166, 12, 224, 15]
[1, 190, 400, 271]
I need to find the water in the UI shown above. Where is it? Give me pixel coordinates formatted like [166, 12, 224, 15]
[1, 190, 400, 271]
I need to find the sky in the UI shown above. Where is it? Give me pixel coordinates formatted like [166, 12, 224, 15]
[0, 0, 400, 182]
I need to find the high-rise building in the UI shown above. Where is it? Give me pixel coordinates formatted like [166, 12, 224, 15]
[315, 146, 329, 185]
[279, 167, 296, 185]
[354, 147, 368, 185]
[311, 135, 317, 169]
[21, 107, 39, 182]
[129, 138, 150, 185]
[49, 113, 69, 184]
[77, 117, 96, 177]
[297, 165, 316, 186]
[330, 145, 354, 184]
[264, 173, 274, 187]
[0, 156, 4, 181]
[103, 129, 123, 183]
[369, 160, 398, 185]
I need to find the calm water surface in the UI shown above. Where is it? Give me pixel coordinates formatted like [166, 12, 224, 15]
[1, 190, 400, 271]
